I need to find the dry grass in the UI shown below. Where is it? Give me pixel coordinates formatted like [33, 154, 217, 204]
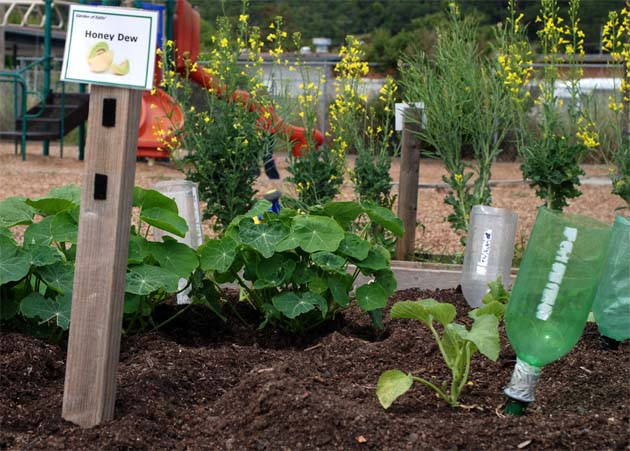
[1, 142, 622, 256]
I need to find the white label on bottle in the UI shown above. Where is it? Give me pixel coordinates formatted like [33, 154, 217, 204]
[476, 229, 493, 275]
[535, 226, 578, 321]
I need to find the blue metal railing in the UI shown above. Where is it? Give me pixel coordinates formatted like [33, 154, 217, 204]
[0, 56, 72, 160]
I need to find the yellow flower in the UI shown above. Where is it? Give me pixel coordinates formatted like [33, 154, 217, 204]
[239, 14, 248, 23]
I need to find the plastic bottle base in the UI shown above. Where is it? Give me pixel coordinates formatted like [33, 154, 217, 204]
[504, 397, 529, 416]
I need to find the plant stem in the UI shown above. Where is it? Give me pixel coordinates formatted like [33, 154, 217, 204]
[226, 299, 251, 327]
[456, 343, 473, 398]
[411, 375, 452, 405]
[151, 302, 193, 332]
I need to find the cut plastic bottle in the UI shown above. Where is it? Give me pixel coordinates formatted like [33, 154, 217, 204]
[592, 215, 630, 342]
[461, 205, 518, 308]
[504, 208, 611, 409]
[153, 180, 203, 304]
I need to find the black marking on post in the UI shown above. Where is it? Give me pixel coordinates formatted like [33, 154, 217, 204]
[94, 173, 108, 200]
[102, 98, 116, 128]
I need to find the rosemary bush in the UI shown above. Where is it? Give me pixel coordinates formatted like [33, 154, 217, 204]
[401, 4, 513, 237]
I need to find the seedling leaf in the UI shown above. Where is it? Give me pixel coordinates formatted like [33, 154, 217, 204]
[377, 370, 413, 409]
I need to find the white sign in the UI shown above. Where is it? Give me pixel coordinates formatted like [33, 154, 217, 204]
[395, 102, 425, 131]
[61, 5, 158, 90]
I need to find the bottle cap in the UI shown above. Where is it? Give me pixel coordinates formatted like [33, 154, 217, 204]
[504, 397, 529, 416]
[504, 357, 541, 403]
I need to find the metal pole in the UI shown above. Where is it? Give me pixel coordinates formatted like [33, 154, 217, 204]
[42, 0, 52, 156]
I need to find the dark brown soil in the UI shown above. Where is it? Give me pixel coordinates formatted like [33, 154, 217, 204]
[1, 288, 628, 450]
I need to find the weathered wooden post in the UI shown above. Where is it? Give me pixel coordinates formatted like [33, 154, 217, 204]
[395, 103, 423, 261]
[59, 4, 158, 427]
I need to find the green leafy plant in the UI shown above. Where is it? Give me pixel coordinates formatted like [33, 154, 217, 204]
[198, 200, 403, 333]
[377, 299, 500, 408]
[520, 136, 588, 211]
[0, 185, 209, 340]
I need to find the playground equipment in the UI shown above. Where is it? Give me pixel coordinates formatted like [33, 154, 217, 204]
[1, 0, 323, 160]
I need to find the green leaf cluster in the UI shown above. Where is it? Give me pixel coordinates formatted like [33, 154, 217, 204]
[376, 298, 501, 408]
[520, 136, 587, 211]
[0, 186, 211, 340]
[198, 200, 401, 333]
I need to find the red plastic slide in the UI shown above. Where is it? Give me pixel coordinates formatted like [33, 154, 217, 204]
[137, 89, 184, 159]
[136, 0, 322, 159]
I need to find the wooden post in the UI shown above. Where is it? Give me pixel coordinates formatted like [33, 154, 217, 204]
[395, 109, 422, 261]
[62, 86, 142, 428]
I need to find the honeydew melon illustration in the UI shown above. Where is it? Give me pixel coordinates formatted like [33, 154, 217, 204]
[87, 41, 114, 73]
[111, 59, 130, 76]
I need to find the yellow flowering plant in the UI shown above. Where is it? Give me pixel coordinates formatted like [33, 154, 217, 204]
[505, 0, 595, 211]
[402, 4, 514, 238]
[601, 2, 630, 211]
[277, 33, 345, 206]
[161, 2, 275, 231]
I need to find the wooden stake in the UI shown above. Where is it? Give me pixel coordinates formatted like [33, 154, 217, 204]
[62, 85, 142, 428]
[395, 110, 421, 261]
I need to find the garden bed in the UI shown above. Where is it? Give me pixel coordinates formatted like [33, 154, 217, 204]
[1, 288, 627, 450]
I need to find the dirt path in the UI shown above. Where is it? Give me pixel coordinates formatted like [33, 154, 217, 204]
[1, 142, 623, 254]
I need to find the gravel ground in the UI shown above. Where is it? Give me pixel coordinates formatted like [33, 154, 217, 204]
[1, 142, 623, 255]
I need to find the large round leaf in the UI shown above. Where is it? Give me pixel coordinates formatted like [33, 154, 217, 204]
[125, 264, 179, 295]
[322, 201, 364, 228]
[51, 211, 78, 244]
[363, 203, 404, 237]
[337, 233, 371, 261]
[355, 248, 390, 273]
[127, 234, 148, 265]
[47, 185, 81, 204]
[238, 219, 289, 258]
[356, 282, 388, 311]
[302, 292, 328, 318]
[311, 251, 346, 274]
[254, 254, 296, 288]
[20, 292, 72, 330]
[23, 216, 54, 246]
[272, 292, 316, 319]
[0, 197, 34, 228]
[326, 274, 351, 307]
[25, 244, 64, 267]
[39, 262, 75, 295]
[140, 207, 188, 238]
[199, 237, 237, 273]
[292, 215, 344, 253]
[149, 238, 199, 278]
[26, 197, 75, 216]
[0, 236, 30, 285]
[375, 269, 397, 296]
[133, 187, 178, 212]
